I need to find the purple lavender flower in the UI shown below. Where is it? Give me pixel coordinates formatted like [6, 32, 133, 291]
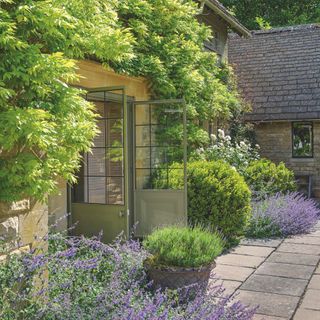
[250, 192, 320, 237]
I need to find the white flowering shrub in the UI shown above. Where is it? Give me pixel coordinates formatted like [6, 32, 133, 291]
[195, 129, 260, 175]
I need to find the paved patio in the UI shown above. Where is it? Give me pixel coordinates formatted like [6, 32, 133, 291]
[214, 223, 320, 319]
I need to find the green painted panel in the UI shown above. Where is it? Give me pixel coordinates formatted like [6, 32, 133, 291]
[134, 190, 187, 237]
[71, 203, 127, 243]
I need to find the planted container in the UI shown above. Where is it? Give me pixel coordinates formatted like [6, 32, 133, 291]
[143, 226, 223, 292]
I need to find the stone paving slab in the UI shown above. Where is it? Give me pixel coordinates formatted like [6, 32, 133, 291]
[240, 238, 283, 248]
[236, 290, 300, 318]
[267, 252, 320, 266]
[215, 279, 242, 296]
[255, 262, 315, 280]
[216, 253, 265, 268]
[240, 274, 308, 296]
[253, 315, 287, 320]
[230, 245, 275, 257]
[294, 308, 320, 320]
[277, 243, 320, 255]
[316, 266, 320, 274]
[284, 236, 320, 245]
[308, 274, 320, 290]
[213, 264, 254, 282]
[300, 289, 320, 310]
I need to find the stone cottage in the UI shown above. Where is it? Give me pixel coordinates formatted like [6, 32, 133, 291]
[229, 24, 320, 198]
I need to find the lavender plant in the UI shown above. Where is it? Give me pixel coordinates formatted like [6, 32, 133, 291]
[246, 192, 320, 238]
[0, 233, 256, 320]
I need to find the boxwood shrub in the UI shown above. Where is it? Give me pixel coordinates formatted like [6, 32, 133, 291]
[244, 159, 296, 198]
[143, 226, 224, 268]
[154, 160, 252, 239]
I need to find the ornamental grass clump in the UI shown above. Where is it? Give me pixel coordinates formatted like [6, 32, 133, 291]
[246, 192, 320, 238]
[143, 226, 224, 268]
[0, 233, 256, 320]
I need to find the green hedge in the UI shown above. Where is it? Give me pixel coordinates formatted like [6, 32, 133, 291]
[154, 160, 251, 238]
[244, 159, 296, 197]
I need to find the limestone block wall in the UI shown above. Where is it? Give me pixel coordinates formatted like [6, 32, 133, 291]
[48, 180, 68, 232]
[254, 121, 320, 198]
[0, 200, 48, 259]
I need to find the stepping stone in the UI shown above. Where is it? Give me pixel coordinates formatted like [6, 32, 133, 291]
[308, 274, 320, 290]
[300, 289, 320, 310]
[255, 262, 314, 280]
[277, 243, 320, 255]
[267, 252, 319, 266]
[240, 238, 283, 248]
[240, 274, 308, 296]
[213, 264, 254, 282]
[284, 236, 320, 246]
[230, 245, 275, 257]
[236, 290, 299, 318]
[294, 308, 320, 320]
[216, 254, 265, 268]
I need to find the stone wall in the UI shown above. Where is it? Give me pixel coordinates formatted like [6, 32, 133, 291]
[0, 199, 48, 259]
[255, 121, 320, 198]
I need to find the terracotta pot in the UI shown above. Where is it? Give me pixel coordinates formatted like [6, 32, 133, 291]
[145, 260, 216, 292]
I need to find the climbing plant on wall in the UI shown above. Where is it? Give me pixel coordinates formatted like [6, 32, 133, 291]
[0, 0, 244, 202]
[0, 0, 133, 202]
[115, 0, 243, 149]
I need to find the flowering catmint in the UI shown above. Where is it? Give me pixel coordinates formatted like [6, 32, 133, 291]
[248, 192, 320, 237]
[0, 233, 256, 319]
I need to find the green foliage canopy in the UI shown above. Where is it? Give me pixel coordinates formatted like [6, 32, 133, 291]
[220, 0, 320, 30]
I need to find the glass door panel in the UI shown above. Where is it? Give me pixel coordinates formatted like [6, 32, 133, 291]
[134, 100, 187, 236]
[71, 87, 130, 243]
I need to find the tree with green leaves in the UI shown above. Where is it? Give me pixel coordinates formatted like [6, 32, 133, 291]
[220, 0, 320, 30]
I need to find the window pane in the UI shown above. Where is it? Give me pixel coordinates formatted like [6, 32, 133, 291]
[136, 147, 150, 169]
[106, 148, 123, 176]
[107, 177, 124, 204]
[293, 123, 313, 157]
[88, 177, 106, 204]
[106, 101, 123, 118]
[136, 169, 151, 189]
[135, 105, 150, 125]
[136, 125, 150, 147]
[107, 119, 123, 147]
[88, 148, 105, 176]
[93, 119, 106, 147]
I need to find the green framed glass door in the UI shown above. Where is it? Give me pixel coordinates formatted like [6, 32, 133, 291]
[133, 99, 187, 237]
[71, 87, 131, 243]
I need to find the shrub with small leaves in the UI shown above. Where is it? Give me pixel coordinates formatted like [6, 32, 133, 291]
[244, 159, 297, 199]
[143, 226, 224, 268]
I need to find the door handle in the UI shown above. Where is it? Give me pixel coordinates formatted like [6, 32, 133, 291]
[119, 210, 125, 217]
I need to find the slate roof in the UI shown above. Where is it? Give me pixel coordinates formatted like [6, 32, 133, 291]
[229, 24, 320, 121]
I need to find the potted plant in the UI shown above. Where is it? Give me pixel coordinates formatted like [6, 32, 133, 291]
[143, 226, 224, 292]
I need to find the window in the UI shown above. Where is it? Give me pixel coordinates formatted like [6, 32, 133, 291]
[72, 91, 125, 205]
[292, 122, 313, 158]
[135, 103, 184, 190]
